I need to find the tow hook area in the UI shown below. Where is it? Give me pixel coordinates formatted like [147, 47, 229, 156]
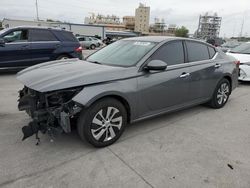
[22, 120, 63, 145]
[18, 87, 83, 145]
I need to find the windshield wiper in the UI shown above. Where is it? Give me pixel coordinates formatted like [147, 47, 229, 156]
[88, 60, 102, 65]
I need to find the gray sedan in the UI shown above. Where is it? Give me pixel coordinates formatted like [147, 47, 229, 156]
[17, 36, 238, 147]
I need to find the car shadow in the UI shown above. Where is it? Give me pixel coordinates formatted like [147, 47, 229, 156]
[239, 81, 250, 86]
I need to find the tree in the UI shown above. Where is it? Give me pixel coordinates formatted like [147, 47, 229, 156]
[175, 26, 189, 38]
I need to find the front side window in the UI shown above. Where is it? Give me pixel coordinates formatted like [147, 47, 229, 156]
[3, 30, 28, 43]
[30, 29, 58, 41]
[186, 41, 210, 62]
[87, 40, 157, 67]
[150, 41, 185, 66]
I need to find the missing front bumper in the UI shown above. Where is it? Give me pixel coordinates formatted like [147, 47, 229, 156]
[18, 87, 82, 143]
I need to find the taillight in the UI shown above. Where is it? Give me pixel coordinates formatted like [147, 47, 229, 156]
[75, 46, 83, 52]
[234, 60, 240, 66]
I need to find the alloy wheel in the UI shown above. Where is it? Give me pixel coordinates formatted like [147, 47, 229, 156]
[217, 83, 230, 105]
[91, 107, 122, 142]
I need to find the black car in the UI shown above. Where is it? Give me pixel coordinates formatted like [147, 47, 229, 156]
[0, 26, 82, 70]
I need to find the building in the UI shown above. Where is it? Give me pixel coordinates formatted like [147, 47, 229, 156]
[167, 24, 177, 35]
[85, 14, 121, 25]
[2, 18, 106, 39]
[195, 12, 222, 39]
[149, 18, 166, 33]
[85, 14, 126, 31]
[106, 30, 138, 39]
[123, 16, 135, 31]
[134, 3, 150, 34]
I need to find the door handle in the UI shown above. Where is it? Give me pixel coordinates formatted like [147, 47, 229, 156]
[180, 72, 190, 78]
[214, 63, 221, 68]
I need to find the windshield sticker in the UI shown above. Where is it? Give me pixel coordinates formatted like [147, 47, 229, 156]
[133, 42, 151, 46]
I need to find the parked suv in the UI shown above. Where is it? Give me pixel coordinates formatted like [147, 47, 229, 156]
[17, 37, 238, 147]
[0, 26, 82, 70]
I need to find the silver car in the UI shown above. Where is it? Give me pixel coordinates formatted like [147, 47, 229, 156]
[17, 36, 239, 147]
[77, 36, 100, 49]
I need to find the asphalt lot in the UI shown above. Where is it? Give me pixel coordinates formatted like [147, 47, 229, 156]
[0, 64, 250, 187]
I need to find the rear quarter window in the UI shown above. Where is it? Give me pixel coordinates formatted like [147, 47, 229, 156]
[186, 41, 210, 62]
[54, 31, 78, 42]
[30, 29, 58, 41]
[208, 46, 216, 58]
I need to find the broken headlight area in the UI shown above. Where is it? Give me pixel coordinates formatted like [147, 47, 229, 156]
[18, 86, 83, 143]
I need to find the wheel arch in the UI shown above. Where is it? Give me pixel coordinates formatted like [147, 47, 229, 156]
[93, 95, 131, 123]
[223, 74, 232, 94]
[74, 91, 132, 123]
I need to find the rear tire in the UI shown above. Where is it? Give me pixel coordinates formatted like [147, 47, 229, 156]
[77, 98, 127, 147]
[90, 44, 96, 50]
[57, 55, 69, 60]
[208, 78, 231, 109]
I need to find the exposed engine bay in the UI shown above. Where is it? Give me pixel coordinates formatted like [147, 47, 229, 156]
[18, 86, 82, 144]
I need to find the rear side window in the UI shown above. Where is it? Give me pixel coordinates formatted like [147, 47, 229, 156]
[55, 31, 78, 42]
[186, 41, 210, 62]
[30, 29, 58, 41]
[151, 41, 185, 66]
[208, 46, 216, 58]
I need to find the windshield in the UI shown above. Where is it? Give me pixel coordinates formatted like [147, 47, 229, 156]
[0, 28, 9, 36]
[230, 43, 250, 54]
[87, 40, 157, 67]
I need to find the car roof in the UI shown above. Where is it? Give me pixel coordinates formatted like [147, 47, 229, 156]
[7, 26, 69, 32]
[122, 36, 208, 44]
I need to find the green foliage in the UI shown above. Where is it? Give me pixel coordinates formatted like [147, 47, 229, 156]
[175, 26, 189, 38]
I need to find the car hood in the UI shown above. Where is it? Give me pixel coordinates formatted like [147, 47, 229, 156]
[17, 59, 137, 92]
[226, 52, 250, 63]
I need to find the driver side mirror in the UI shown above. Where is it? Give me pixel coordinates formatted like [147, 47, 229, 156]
[0, 38, 5, 47]
[144, 60, 167, 71]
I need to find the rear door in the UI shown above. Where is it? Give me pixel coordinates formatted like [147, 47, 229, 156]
[0, 29, 32, 69]
[185, 41, 220, 101]
[137, 40, 191, 118]
[30, 29, 60, 65]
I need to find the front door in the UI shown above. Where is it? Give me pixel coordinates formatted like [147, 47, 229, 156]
[0, 29, 31, 69]
[137, 41, 191, 118]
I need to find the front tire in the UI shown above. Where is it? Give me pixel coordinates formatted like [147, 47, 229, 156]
[208, 78, 231, 109]
[77, 98, 127, 147]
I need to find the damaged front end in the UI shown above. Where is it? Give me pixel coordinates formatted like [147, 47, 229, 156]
[18, 86, 83, 143]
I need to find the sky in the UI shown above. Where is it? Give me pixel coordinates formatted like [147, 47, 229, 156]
[0, 0, 249, 38]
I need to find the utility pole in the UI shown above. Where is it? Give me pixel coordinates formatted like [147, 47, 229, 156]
[239, 11, 246, 38]
[35, 0, 39, 21]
